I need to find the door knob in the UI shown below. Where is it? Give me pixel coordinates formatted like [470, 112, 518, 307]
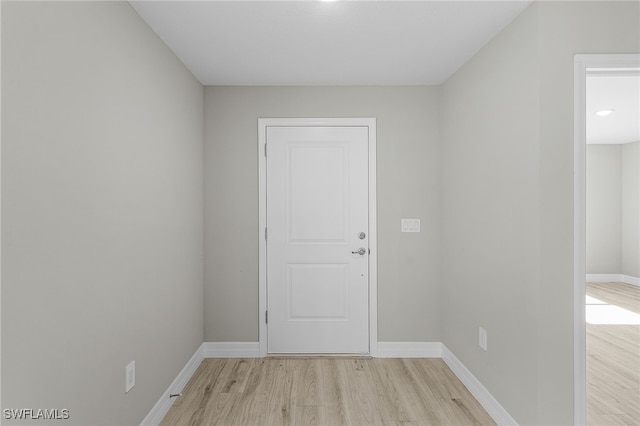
[352, 248, 366, 256]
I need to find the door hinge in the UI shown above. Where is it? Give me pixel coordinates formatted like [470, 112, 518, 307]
[265, 227, 268, 240]
[265, 310, 268, 324]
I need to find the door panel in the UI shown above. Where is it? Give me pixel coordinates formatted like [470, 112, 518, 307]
[288, 143, 347, 243]
[287, 263, 348, 320]
[266, 126, 369, 354]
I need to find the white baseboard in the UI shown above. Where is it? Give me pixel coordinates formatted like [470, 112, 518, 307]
[625, 275, 640, 286]
[441, 345, 518, 426]
[140, 343, 204, 426]
[377, 341, 443, 358]
[202, 342, 262, 358]
[587, 274, 640, 286]
[586, 273, 620, 283]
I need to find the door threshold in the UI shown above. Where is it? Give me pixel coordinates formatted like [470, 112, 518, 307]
[267, 353, 372, 359]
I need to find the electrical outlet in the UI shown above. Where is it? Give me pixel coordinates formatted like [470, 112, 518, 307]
[125, 361, 135, 393]
[479, 327, 488, 351]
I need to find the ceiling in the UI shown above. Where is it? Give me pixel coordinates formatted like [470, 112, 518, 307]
[130, 1, 638, 145]
[129, 0, 532, 86]
[587, 73, 640, 145]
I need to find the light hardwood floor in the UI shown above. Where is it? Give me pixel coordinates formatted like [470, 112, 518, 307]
[586, 282, 640, 426]
[161, 357, 496, 425]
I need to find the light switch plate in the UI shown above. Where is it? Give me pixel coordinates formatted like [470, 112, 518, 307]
[401, 219, 421, 232]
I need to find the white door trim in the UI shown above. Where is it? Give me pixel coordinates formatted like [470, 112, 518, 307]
[258, 118, 377, 357]
[573, 54, 640, 426]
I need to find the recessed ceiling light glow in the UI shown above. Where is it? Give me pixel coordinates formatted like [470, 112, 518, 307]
[595, 109, 615, 116]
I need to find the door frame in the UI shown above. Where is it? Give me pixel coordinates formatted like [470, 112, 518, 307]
[258, 118, 378, 357]
[573, 53, 640, 425]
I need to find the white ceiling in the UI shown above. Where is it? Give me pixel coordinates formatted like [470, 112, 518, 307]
[587, 74, 640, 145]
[129, 1, 639, 145]
[130, 0, 532, 86]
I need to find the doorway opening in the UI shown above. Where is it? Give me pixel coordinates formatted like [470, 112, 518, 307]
[574, 54, 640, 425]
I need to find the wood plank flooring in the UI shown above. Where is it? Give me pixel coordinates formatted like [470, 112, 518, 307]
[161, 357, 496, 426]
[586, 282, 640, 426]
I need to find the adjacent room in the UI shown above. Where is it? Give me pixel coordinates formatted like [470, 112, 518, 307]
[585, 71, 640, 425]
[1, 1, 639, 425]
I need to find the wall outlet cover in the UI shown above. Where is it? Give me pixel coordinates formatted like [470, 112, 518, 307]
[479, 327, 488, 351]
[126, 361, 135, 393]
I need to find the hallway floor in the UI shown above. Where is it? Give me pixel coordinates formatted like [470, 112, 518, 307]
[161, 357, 495, 425]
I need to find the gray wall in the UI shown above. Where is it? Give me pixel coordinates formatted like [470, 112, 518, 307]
[1, 2, 204, 425]
[587, 144, 622, 274]
[204, 86, 442, 343]
[442, 2, 639, 425]
[442, 4, 540, 423]
[622, 141, 640, 278]
[587, 142, 640, 278]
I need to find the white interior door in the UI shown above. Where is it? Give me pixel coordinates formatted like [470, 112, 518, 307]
[266, 125, 370, 354]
